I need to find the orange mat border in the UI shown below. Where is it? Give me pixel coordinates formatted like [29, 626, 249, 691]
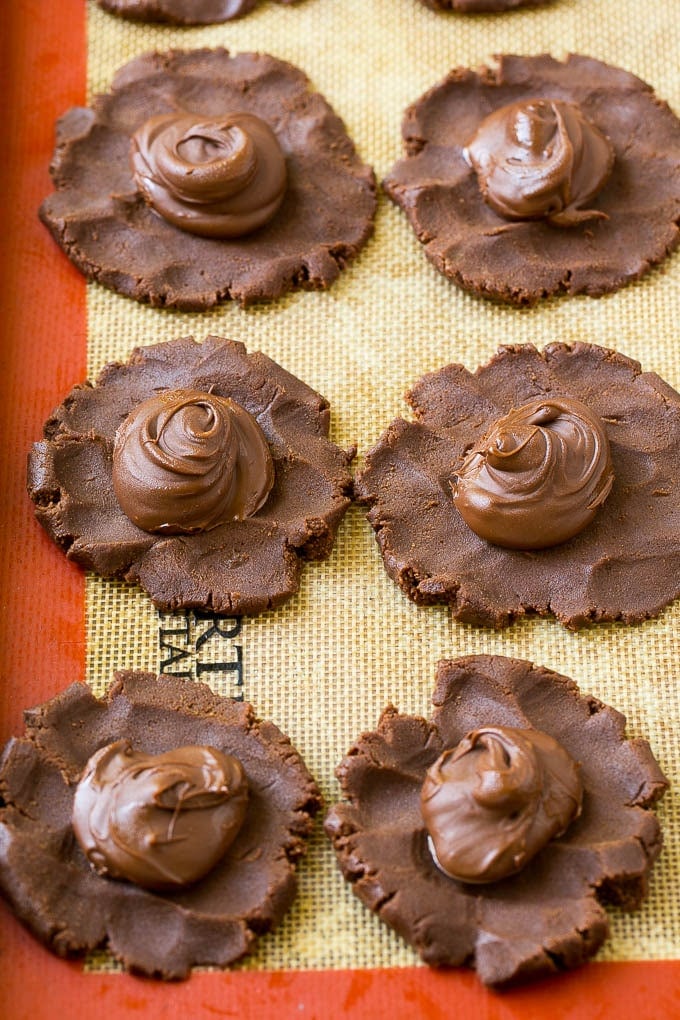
[1, 3, 679, 1018]
[2, 916, 680, 1020]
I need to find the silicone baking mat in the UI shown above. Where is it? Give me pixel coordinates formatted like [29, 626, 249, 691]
[2, 1, 679, 1017]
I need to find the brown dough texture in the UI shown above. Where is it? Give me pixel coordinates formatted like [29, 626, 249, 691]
[98, 0, 297, 25]
[419, 0, 550, 11]
[325, 655, 668, 987]
[355, 342, 680, 630]
[39, 49, 376, 310]
[27, 335, 353, 615]
[0, 671, 321, 978]
[384, 54, 680, 305]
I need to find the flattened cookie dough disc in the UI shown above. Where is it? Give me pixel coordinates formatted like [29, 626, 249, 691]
[384, 54, 680, 305]
[97, 0, 297, 25]
[325, 655, 668, 987]
[355, 342, 680, 629]
[39, 49, 376, 310]
[0, 672, 321, 977]
[418, 0, 551, 11]
[27, 335, 353, 616]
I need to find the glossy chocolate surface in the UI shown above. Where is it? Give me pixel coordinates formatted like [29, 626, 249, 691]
[73, 740, 248, 890]
[421, 726, 582, 883]
[465, 99, 614, 226]
[132, 112, 286, 238]
[112, 388, 274, 534]
[452, 396, 614, 549]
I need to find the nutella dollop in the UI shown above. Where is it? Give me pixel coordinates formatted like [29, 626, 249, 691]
[112, 388, 275, 534]
[72, 740, 249, 890]
[421, 726, 582, 884]
[131, 111, 287, 237]
[452, 397, 614, 549]
[464, 99, 614, 226]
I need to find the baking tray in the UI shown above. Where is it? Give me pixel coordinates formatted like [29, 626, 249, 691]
[2, 2, 679, 1017]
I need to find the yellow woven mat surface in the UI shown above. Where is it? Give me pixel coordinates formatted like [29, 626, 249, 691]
[85, 0, 680, 970]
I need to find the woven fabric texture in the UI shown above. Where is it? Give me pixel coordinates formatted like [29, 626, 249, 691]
[84, 0, 680, 971]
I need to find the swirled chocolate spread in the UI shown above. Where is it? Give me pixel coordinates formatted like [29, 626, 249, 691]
[112, 388, 275, 534]
[421, 726, 582, 884]
[131, 112, 286, 238]
[464, 99, 614, 226]
[72, 740, 248, 890]
[452, 397, 614, 549]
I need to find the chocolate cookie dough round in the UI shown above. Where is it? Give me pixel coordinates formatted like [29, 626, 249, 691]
[418, 0, 551, 11]
[355, 342, 680, 629]
[27, 335, 353, 615]
[97, 0, 297, 25]
[384, 54, 680, 304]
[325, 655, 667, 987]
[0, 672, 321, 977]
[39, 49, 376, 310]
